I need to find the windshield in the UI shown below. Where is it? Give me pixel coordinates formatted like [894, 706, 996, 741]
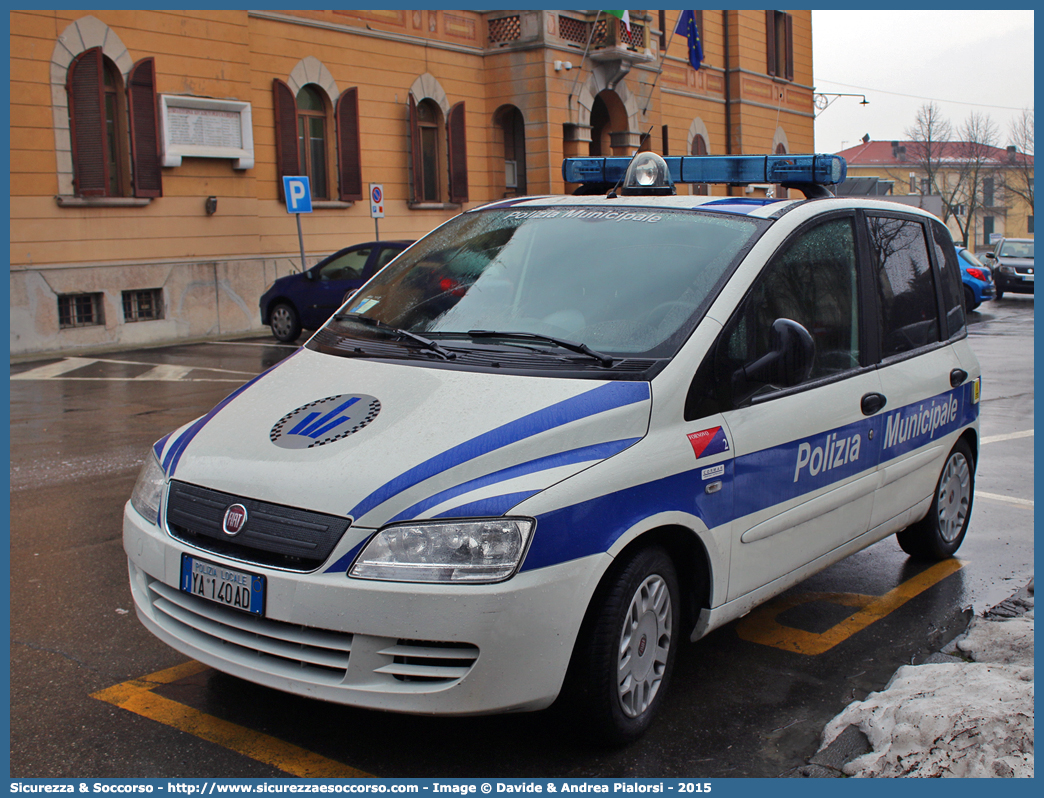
[998, 241, 1034, 259]
[328, 206, 762, 358]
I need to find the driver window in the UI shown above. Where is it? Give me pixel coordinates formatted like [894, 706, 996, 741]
[320, 249, 370, 281]
[690, 217, 861, 416]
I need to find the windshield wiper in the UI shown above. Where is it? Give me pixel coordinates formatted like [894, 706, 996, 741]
[339, 314, 456, 360]
[466, 330, 614, 367]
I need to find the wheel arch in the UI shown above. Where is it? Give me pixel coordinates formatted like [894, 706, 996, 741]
[601, 522, 714, 641]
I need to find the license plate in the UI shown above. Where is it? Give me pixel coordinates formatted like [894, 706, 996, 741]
[1025, 274, 1034, 282]
[180, 554, 266, 616]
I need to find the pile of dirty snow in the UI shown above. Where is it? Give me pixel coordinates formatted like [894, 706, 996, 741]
[818, 599, 1034, 778]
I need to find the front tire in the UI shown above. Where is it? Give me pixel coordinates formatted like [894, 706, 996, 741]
[565, 546, 680, 745]
[269, 302, 302, 343]
[897, 439, 975, 559]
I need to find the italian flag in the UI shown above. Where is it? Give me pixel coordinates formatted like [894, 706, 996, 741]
[605, 10, 631, 32]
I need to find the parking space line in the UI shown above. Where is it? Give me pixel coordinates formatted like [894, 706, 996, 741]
[10, 357, 98, 379]
[981, 429, 1033, 444]
[977, 491, 1034, 508]
[735, 558, 964, 655]
[91, 661, 372, 778]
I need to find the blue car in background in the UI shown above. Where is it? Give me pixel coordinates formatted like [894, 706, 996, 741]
[260, 240, 412, 342]
[956, 247, 995, 311]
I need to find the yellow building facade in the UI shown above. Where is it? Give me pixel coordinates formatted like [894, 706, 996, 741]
[11, 9, 815, 356]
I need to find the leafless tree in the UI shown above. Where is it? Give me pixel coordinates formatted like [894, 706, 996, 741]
[903, 102, 953, 197]
[950, 112, 1000, 247]
[1004, 108, 1034, 216]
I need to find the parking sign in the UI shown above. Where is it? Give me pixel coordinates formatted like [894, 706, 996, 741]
[370, 183, 384, 218]
[283, 176, 312, 213]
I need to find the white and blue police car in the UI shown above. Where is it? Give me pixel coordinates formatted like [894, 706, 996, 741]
[125, 152, 980, 743]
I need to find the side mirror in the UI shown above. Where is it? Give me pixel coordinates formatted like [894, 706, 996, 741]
[984, 252, 997, 260]
[305, 269, 318, 281]
[738, 318, 815, 389]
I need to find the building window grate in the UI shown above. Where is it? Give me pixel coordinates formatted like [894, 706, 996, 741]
[620, 21, 645, 50]
[58, 293, 104, 329]
[559, 15, 608, 46]
[488, 15, 521, 44]
[122, 288, 164, 322]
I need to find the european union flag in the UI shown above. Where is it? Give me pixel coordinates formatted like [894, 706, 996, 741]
[675, 10, 703, 71]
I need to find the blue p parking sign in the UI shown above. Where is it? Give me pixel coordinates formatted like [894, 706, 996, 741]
[283, 176, 312, 213]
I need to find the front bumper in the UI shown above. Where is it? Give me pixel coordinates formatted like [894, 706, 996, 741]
[124, 502, 607, 715]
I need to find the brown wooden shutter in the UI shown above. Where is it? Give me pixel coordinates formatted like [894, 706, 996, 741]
[128, 58, 162, 198]
[765, 11, 776, 77]
[447, 101, 468, 204]
[408, 93, 423, 203]
[273, 79, 299, 200]
[335, 87, 363, 201]
[67, 47, 107, 196]
[784, 13, 794, 81]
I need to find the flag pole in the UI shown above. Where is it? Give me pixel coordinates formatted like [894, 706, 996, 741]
[641, 12, 682, 116]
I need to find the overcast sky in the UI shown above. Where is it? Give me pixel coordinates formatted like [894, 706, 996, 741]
[812, 9, 1034, 154]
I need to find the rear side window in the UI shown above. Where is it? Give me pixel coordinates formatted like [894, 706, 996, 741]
[867, 216, 940, 357]
[930, 221, 966, 338]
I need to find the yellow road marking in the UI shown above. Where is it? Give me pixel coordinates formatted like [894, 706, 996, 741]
[736, 558, 964, 655]
[91, 661, 372, 778]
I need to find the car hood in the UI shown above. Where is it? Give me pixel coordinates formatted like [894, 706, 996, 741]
[157, 348, 651, 528]
[998, 256, 1034, 268]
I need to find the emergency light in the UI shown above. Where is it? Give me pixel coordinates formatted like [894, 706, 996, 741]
[563, 153, 847, 198]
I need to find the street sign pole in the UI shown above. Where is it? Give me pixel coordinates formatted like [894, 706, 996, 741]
[296, 213, 307, 273]
[283, 176, 313, 273]
[370, 183, 385, 242]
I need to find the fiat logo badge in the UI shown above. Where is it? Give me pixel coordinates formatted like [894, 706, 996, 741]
[222, 504, 248, 536]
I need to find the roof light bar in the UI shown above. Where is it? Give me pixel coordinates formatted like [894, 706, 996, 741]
[563, 154, 847, 187]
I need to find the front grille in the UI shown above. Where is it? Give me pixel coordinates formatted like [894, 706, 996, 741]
[166, 481, 351, 571]
[147, 577, 354, 683]
[378, 640, 481, 683]
[143, 575, 480, 690]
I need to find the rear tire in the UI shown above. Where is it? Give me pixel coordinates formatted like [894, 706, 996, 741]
[269, 302, 302, 343]
[897, 439, 975, 560]
[564, 546, 679, 746]
[964, 286, 978, 312]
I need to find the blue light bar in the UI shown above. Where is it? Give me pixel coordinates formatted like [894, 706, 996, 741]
[563, 154, 847, 186]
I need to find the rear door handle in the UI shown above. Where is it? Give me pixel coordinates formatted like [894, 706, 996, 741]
[950, 368, 968, 387]
[861, 392, 887, 416]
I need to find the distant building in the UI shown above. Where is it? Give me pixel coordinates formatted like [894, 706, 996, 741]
[837, 139, 1034, 249]
[11, 9, 815, 356]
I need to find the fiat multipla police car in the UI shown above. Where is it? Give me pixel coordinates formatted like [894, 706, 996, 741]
[125, 152, 980, 744]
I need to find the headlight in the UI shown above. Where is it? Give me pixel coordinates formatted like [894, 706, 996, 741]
[130, 450, 166, 526]
[349, 518, 534, 584]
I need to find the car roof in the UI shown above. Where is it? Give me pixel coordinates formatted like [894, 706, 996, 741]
[473, 193, 943, 222]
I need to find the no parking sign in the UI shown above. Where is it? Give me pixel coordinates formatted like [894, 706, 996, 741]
[370, 184, 384, 218]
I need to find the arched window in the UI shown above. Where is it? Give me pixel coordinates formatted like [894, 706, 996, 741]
[408, 92, 468, 205]
[496, 106, 527, 196]
[67, 48, 161, 198]
[296, 85, 329, 199]
[273, 78, 362, 203]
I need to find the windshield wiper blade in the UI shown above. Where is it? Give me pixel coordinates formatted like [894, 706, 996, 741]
[467, 329, 614, 367]
[340, 314, 456, 360]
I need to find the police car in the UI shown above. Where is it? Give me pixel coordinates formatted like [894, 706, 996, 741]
[125, 152, 980, 744]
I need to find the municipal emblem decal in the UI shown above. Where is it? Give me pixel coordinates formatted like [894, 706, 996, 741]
[270, 394, 381, 450]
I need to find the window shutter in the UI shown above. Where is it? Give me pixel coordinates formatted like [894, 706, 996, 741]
[335, 87, 363, 201]
[408, 93, 423, 203]
[273, 79, 299, 201]
[765, 11, 776, 77]
[128, 58, 162, 198]
[784, 13, 794, 81]
[447, 101, 469, 204]
[67, 48, 107, 197]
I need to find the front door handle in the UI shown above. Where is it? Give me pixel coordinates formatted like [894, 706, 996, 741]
[861, 392, 887, 416]
[950, 368, 968, 387]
